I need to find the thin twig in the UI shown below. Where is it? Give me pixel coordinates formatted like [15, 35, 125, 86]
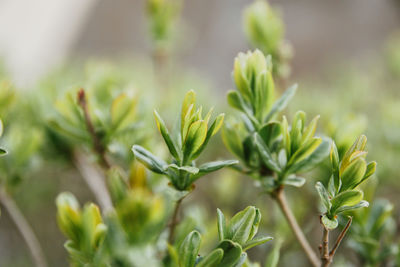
[321, 222, 330, 267]
[77, 89, 111, 169]
[167, 195, 185, 244]
[0, 189, 48, 267]
[73, 151, 114, 213]
[273, 186, 320, 267]
[329, 217, 352, 258]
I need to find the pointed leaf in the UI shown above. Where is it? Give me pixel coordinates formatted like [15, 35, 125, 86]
[264, 84, 297, 122]
[321, 215, 338, 230]
[315, 182, 331, 211]
[197, 249, 224, 267]
[283, 176, 306, 187]
[183, 120, 208, 161]
[331, 190, 363, 215]
[253, 133, 281, 172]
[340, 157, 367, 191]
[179, 231, 201, 267]
[154, 110, 180, 160]
[132, 145, 167, 174]
[336, 200, 369, 214]
[243, 236, 273, 251]
[217, 208, 227, 241]
[228, 206, 257, 245]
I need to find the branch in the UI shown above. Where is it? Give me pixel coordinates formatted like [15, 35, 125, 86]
[167, 195, 186, 244]
[329, 216, 352, 258]
[77, 89, 111, 169]
[321, 222, 330, 267]
[73, 150, 114, 213]
[0, 189, 48, 267]
[273, 186, 320, 267]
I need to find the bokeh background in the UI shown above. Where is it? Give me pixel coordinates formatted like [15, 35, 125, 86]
[0, 0, 400, 266]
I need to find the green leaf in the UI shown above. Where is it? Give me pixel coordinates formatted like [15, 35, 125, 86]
[330, 141, 339, 172]
[355, 161, 376, 187]
[181, 90, 196, 133]
[315, 182, 331, 211]
[190, 113, 225, 159]
[228, 206, 257, 245]
[198, 160, 238, 174]
[0, 148, 7, 156]
[321, 215, 338, 230]
[165, 164, 199, 175]
[264, 84, 297, 122]
[197, 249, 224, 267]
[253, 133, 281, 172]
[258, 122, 282, 148]
[218, 240, 243, 267]
[287, 138, 330, 173]
[300, 115, 319, 145]
[264, 239, 282, 267]
[335, 200, 369, 214]
[179, 231, 201, 267]
[227, 90, 259, 127]
[288, 137, 322, 166]
[110, 93, 137, 130]
[222, 123, 244, 159]
[243, 236, 273, 251]
[154, 110, 180, 160]
[217, 208, 227, 241]
[183, 120, 208, 162]
[331, 190, 363, 215]
[132, 145, 167, 174]
[340, 157, 367, 191]
[283, 176, 305, 187]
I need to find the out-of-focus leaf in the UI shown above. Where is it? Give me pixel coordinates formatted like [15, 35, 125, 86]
[154, 110, 180, 160]
[253, 133, 280, 172]
[282, 176, 305, 187]
[197, 249, 224, 267]
[264, 84, 297, 122]
[179, 231, 201, 267]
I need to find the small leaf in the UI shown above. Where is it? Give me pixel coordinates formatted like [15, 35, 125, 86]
[217, 208, 227, 241]
[264, 239, 283, 267]
[287, 138, 330, 173]
[355, 161, 376, 187]
[321, 215, 338, 230]
[222, 123, 244, 159]
[198, 160, 238, 174]
[154, 110, 180, 160]
[264, 84, 297, 122]
[111, 93, 137, 130]
[315, 182, 331, 211]
[243, 236, 273, 251]
[165, 164, 199, 175]
[258, 122, 282, 148]
[181, 90, 196, 133]
[288, 137, 321, 166]
[179, 231, 201, 267]
[227, 90, 259, 127]
[132, 145, 167, 174]
[218, 240, 243, 267]
[228, 206, 257, 245]
[183, 120, 208, 161]
[335, 200, 369, 214]
[300, 115, 320, 145]
[253, 133, 281, 172]
[340, 158, 367, 191]
[196, 249, 224, 267]
[331, 190, 363, 215]
[283, 176, 306, 187]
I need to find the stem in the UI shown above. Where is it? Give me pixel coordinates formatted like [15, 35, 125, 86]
[329, 217, 352, 259]
[77, 89, 111, 169]
[167, 196, 185, 244]
[73, 151, 114, 213]
[0, 189, 48, 267]
[273, 186, 320, 267]
[321, 225, 330, 267]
